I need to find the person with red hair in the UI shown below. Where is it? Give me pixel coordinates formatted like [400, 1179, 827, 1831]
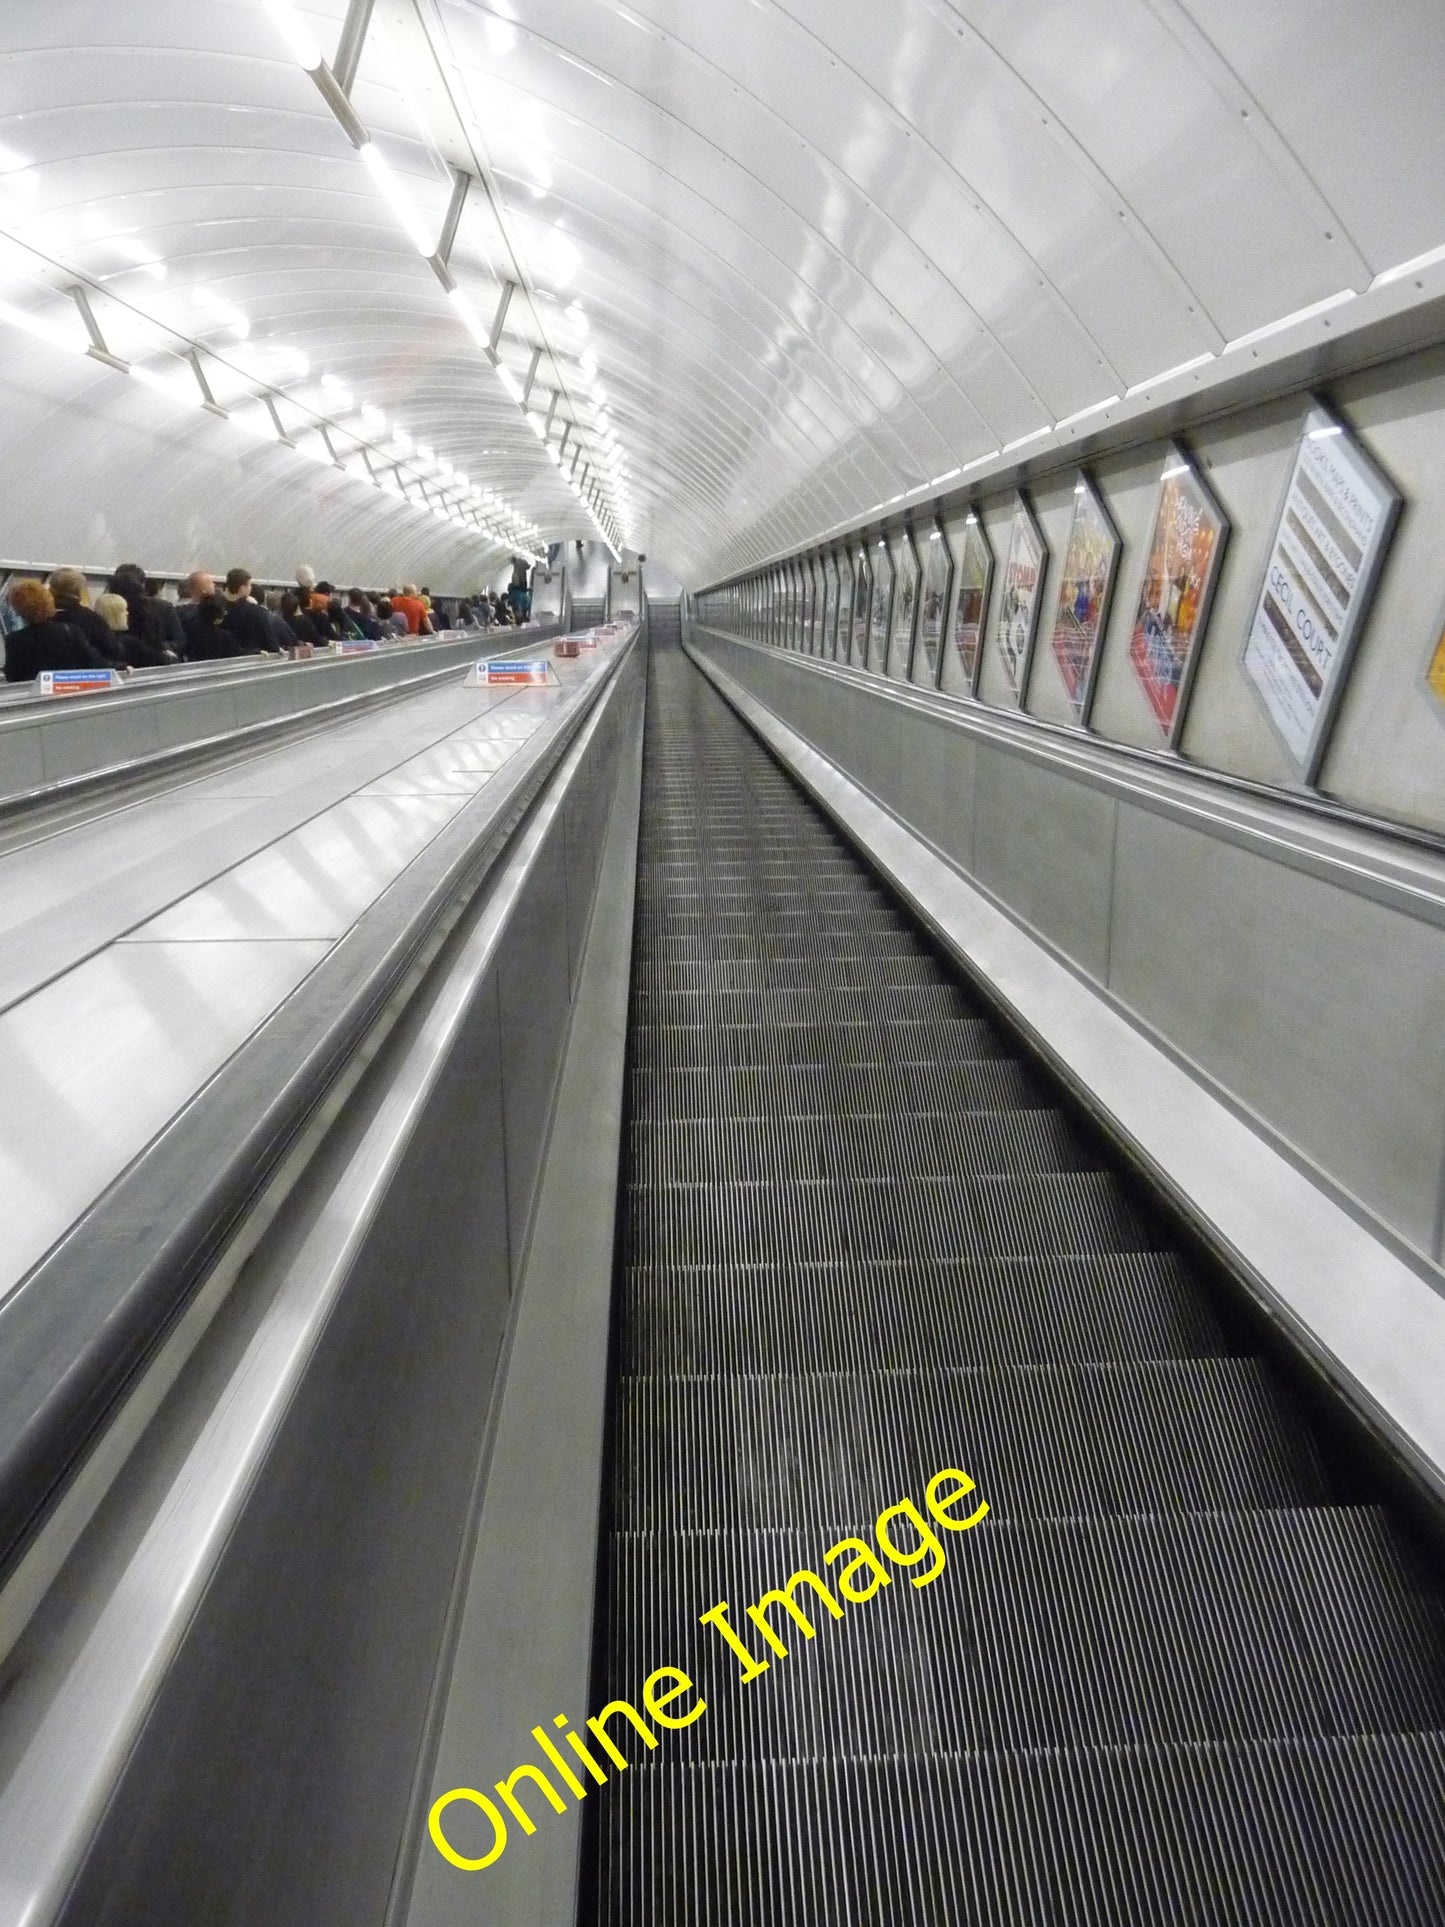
[2, 578, 119, 683]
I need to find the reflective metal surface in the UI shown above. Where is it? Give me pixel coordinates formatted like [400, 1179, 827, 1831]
[689, 638, 1445, 1498]
[0, 937, 332, 1300]
[0, 649, 620, 1308]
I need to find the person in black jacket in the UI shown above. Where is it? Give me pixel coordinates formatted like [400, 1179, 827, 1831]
[145, 578, 187, 656]
[220, 569, 277, 654]
[177, 570, 216, 657]
[278, 591, 319, 648]
[181, 594, 232, 661]
[106, 564, 175, 666]
[47, 568, 128, 667]
[2, 578, 118, 682]
[344, 589, 383, 640]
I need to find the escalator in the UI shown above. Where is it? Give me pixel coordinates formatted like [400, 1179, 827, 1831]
[583, 632, 1445, 1922]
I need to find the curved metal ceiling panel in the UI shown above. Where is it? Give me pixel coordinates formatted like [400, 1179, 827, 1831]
[0, 0, 1438, 586]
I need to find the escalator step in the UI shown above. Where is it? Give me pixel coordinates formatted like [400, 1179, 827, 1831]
[628, 1058, 1052, 1121]
[621, 1253, 1231, 1373]
[633, 982, 973, 1026]
[606, 1510, 1445, 1756]
[631, 952, 954, 992]
[613, 1359, 1331, 1527]
[628, 1108, 1097, 1185]
[637, 906, 907, 937]
[597, 1736, 1445, 1927]
[629, 1015, 1012, 1073]
[624, 1172, 1155, 1267]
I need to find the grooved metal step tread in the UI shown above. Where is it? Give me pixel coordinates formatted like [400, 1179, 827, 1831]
[632, 953, 953, 992]
[637, 905, 907, 935]
[642, 932, 932, 964]
[613, 1359, 1330, 1526]
[604, 1511, 1445, 1754]
[628, 1108, 1097, 1184]
[633, 983, 972, 1027]
[620, 1252, 1232, 1373]
[627, 1058, 1053, 1121]
[593, 1737, 1445, 1926]
[630, 1016, 1017, 1072]
[624, 1170, 1155, 1266]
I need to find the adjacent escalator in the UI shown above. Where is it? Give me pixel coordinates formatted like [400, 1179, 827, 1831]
[582, 631, 1445, 1924]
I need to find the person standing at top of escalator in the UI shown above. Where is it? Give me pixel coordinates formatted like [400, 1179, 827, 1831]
[507, 556, 531, 624]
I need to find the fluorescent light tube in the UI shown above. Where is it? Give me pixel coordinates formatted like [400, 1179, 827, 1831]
[360, 142, 433, 256]
[262, 0, 323, 71]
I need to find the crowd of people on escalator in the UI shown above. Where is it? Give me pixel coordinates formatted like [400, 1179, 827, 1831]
[1, 554, 538, 683]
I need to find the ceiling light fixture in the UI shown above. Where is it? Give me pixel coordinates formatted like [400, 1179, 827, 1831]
[359, 142, 433, 255]
[261, 0, 324, 71]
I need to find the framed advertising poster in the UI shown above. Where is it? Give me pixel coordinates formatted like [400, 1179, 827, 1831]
[887, 527, 920, 680]
[829, 547, 847, 659]
[1050, 473, 1121, 724]
[940, 510, 993, 697]
[835, 545, 855, 662]
[820, 549, 838, 659]
[1242, 405, 1400, 781]
[851, 540, 872, 665]
[994, 493, 1046, 703]
[1128, 447, 1229, 743]
[912, 519, 953, 689]
[867, 536, 894, 673]
[1429, 616, 1445, 710]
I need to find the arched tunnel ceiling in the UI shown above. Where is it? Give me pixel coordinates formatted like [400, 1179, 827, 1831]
[0, 0, 1441, 586]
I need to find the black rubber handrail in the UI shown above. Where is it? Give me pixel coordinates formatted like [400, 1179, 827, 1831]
[0, 635, 634, 1590]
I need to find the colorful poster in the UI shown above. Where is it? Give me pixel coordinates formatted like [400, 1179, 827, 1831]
[995, 496, 1045, 700]
[913, 523, 951, 686]
[943, 512, 993, 696]
[1242, 408, 1399, 774]
[1050, 474, 1120, 721]
[1429, 625, 1445, 706]
[1128, 450, 1228, 739]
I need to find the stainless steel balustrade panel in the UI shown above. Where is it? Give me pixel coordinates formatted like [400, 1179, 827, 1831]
[498, 815, 575, 1262]
[0, 639, 642, 1927]
[0, 690, 511, 1005]
[1109, 801, 1445, 1255]
[971, 744, 1118, 981]
[127, 793, 475, 943]
[686, 625, 1445, 1272]
[0, 937, 333, 1302]
[0, 690, 566, 1292]
[894, 709, 979, 874]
